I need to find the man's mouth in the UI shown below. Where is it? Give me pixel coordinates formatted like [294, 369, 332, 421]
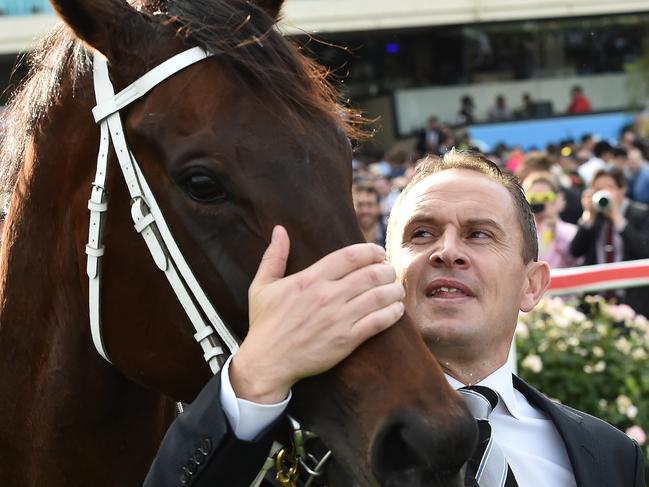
[425, 280, 475, 299]
[428, 286, 467, 297]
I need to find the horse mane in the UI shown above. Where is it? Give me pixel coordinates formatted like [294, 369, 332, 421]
[0, 25, 89, 197]
[0, 0, 364, 200]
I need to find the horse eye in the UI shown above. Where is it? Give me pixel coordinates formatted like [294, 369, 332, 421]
[181, 172, 227, 203]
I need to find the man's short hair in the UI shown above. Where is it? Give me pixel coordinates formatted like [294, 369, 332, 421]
[593, 141, 613, 158]
[592, 167, 627, 189]
[386, 150, 538, 263]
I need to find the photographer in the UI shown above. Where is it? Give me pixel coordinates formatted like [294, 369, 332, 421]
[570, 167, 649, 318]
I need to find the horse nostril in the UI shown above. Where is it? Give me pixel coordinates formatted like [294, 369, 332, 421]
[370, 410, 476, 487]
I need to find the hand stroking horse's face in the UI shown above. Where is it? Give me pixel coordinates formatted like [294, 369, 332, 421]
[0, 0, 476, 485]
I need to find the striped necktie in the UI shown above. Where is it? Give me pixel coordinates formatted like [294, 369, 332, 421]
[459, 386, 518, 487]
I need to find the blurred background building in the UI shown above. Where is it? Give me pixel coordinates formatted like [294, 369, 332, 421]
[2, 0, 649, 150]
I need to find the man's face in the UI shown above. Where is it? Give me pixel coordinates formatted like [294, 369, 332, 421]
[628, 149, 644, 172]
[527, 181, 561, 221]
[389, 169, 538, 367]
[353, 190, 380, 230]
[592, 175, 624, 207]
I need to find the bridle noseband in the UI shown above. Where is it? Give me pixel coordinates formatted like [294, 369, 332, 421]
[86, 47, 239, 374]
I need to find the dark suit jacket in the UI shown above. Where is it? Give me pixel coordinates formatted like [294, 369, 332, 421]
[145, 373, 644, 487]
[143, 371, 279, 487]
[570, 201, 649, 318]
[514, 376, 644, 487]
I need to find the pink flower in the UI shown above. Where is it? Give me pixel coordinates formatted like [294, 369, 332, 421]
[607, 304, 637, 322]
[626, 425, 647, 445]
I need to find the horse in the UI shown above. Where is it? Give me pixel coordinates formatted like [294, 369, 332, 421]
[0, 0, 476, 485]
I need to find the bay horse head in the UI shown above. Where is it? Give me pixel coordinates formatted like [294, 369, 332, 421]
[0, 0, 476, 485]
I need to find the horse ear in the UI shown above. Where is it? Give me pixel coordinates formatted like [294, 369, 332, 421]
[253, 0, 285, 20]
[50, 0, 152, 60]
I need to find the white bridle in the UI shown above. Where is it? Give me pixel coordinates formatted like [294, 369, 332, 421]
[86, 47, 239, 374]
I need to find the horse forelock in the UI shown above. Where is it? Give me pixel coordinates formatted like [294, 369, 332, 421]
[147, 0, 366, 139]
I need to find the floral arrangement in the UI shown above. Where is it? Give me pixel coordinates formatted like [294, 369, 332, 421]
[516, 295, 649, 477]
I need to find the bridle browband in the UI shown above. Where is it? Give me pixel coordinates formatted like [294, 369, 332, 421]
[86, 46, 239, 374]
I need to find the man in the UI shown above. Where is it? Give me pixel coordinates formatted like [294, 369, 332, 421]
[352, 183, 386, 247]
[570, 167, 649, 318]
[145, 152, 643, 486]
[577, 140, 614, 186]
[457, 95, 476, 126]
[566, 85, 592, 114]
[514, 93, 531, 119]
[416, 116, 442, 156]
[627, 146, 649, 204]
[487, 94, 513, 122]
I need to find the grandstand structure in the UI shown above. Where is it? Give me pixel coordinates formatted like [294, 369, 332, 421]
[2, 0, 649, 147]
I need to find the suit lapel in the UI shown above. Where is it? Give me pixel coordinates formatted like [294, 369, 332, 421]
[513, 376, 602, 487]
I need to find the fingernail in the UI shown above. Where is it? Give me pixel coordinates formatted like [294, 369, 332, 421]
[271, 226, 279, 243]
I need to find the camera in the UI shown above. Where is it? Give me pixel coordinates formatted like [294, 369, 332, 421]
[592, 190, 613, 211]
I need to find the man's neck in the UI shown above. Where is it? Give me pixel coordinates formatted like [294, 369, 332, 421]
[436, 353, 509, 386]
[441, 363, 494, 386]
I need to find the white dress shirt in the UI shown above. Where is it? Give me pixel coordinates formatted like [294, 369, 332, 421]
[219, 355, 290, 441]
[221, 358, 577, 486]
[446, 363, 577, 487]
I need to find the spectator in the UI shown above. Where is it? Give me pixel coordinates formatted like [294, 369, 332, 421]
[456, 94, 475, 126]
[627, 147, 649, 204]
[570, 167, 649, 318]
[487, 94, 513, 122]
[579, 133, 595, 157]
[352, 183, 386, 247]
[437, 126, 457, 155]
[610, 147, 634, 190]
[516, 152, 553, 181]
[515, 92, 535, 119]
[566, 85, 592, 114]
[384, 147, 413, 179]
[619, 128, 637, 152]
[578, 140, 614, 185]
[523, 172, 580, 269]
[372, 175, 399, 226]
[415, 116, 442, 157]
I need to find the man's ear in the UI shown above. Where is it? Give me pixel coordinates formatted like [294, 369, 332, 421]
[520, 261, 551, 312]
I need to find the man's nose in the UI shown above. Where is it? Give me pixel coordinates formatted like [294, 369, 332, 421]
[428, 234, 469, 268]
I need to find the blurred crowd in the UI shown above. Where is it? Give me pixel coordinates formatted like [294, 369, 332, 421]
[352, 114, 649, 319]
[447, 85, 591, 127]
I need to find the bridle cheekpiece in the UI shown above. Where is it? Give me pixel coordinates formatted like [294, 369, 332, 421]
[86, 47, 239, 374]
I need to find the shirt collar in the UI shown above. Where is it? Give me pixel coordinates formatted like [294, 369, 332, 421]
[445, 362, 521, 420]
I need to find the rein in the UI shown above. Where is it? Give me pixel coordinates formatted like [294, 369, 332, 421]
[86, 47, 239, 374]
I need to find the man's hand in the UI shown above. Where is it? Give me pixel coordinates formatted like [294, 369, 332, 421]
[229, 226, 405, 404]
[606, 193, 627, 229]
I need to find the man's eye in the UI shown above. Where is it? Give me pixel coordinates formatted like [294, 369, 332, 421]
[412, 230, 433, 239]
[468, 230, 490, 239]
